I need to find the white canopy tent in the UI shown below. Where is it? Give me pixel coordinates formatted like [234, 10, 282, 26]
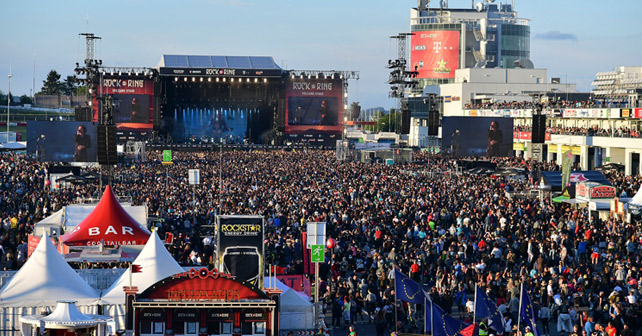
[0, 236, 99, 307]
[100, 230, 184, 330]
[632, 188, 642, 206]
[264, 277, 314, 331]
[0, 236, 100, 336]
[20, 300, 115, 336]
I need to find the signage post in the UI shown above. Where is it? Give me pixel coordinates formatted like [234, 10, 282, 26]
[306, 222, 326, 329]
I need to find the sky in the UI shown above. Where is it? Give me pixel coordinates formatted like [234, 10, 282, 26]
[1, 0, 641, 109]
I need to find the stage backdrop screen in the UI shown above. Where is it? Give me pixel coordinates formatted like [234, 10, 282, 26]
[99, 78, 154, 131]
[27, 121, 98, 162]
[411, 30, 460, 79]
[285, 78, 343, 134]
[441, 117, 514, 157]
[217, 216, 264, 289]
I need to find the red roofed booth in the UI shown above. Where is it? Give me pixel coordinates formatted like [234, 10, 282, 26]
[62, 185, 151, 246]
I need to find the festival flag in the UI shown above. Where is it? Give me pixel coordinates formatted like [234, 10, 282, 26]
[424, 294, 470, 336]
[394, 269, 425, 304]
[519, 286, 540, 336]
[474, 286, 504, 333]
[459, 323, 478, 336]
[131, 264, 143, 273]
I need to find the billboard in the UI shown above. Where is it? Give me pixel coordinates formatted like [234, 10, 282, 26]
[441, 117, 514, 157]
[411, 30, 460, 79]
[27, 121, 98, 162]
[285, 78, 343, 134]
[217, 216, 264, 288]
[98, 78, 154, 131]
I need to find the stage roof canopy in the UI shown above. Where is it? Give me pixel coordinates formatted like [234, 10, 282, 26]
[159, 55, 281, 70]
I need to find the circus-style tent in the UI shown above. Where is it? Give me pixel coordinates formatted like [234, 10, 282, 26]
[61, 185, 150, 247]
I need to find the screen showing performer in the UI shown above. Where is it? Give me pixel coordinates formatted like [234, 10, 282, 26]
[74, 125, 92, 162]
[441, 117, 513, 157]
[27, 121, 98, 162]
[287, 97, 338, 126]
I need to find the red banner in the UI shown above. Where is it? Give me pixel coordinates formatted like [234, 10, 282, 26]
[513, 131, 551, 141]
[411, 30, 460, 79]
[27, 234, 69, 257]
[277, 275, 312, 297]
[634, 108, 642, 118]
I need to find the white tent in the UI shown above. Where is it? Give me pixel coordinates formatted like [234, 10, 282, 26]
[33, 209, 64, 237]
[100, 230, 183, 331]
[0, 236, 99, 307]
[263, 277, 314, 330]
[20, 300, 115, 335]
[631, 188, 642, 206]
[100, 230, 184, 305]
[0, 236, 99, 336]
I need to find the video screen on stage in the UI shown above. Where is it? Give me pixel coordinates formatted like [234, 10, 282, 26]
[26, 121, 98, 162]
[411, 30, 460, 79]
[164, 107, 258, 144]
[98, 78, 154, 131]
[285, 78, 343, 133]
[288, 97, 339, 126]
[441, 117, 514, 157]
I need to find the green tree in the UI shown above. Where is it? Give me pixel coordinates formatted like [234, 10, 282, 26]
[20, 95, 33, 105]
[376, 109, 398, 132]
[40, 70, 62, 95]
[61, 75, 79, 96]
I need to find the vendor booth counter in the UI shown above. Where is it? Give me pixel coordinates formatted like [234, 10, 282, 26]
[132, 268, 278, 336]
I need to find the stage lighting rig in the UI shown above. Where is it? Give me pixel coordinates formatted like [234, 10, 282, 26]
[388, 32, 419, 134]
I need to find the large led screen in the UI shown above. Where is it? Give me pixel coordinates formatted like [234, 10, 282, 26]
[411, 30, 460, 79]
[285, 78, 343, 134]
[98, 78, 154, 131]
[441, 117, 514, 157]
[27, 121, 98, 162]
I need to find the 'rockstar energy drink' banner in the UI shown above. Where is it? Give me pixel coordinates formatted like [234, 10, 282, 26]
[217, 216, 264, 289]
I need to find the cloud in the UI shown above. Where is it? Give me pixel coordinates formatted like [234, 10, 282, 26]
[535, 30, 578, 41]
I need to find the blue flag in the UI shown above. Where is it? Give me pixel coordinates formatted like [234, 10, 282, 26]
[394, 269, 425, 304]
[474, 286, 504, 333]
[519, 287, 540, 336]
[425, 294, 470, 336]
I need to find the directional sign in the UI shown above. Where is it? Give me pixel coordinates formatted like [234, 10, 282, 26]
[162, 150, 172, 163]
[311, 245, 325, 263]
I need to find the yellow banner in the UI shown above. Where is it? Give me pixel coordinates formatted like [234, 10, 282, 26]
[513, 142, 526, 151]
[560, 145, 581, 156]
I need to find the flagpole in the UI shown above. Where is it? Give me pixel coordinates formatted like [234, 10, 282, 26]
[430, 295, 434, 336]
[517, 282, 523, 334]
[424, 295, 428, 335]
[129, 263, 133, 288]
[473, 283, 477, 324]
[394, 268, 398, 335]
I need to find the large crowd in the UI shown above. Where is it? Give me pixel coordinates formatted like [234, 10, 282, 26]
[514, 125, 642, 138]
[465, 99, 634, 110]
[2, 149, 642, 336]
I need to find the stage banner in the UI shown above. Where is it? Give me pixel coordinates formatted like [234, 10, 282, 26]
[217, 215, 264, 288]
[411, 30, 460, 79]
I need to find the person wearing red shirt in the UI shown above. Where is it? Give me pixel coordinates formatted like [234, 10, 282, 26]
[410, 262, 420, 282]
